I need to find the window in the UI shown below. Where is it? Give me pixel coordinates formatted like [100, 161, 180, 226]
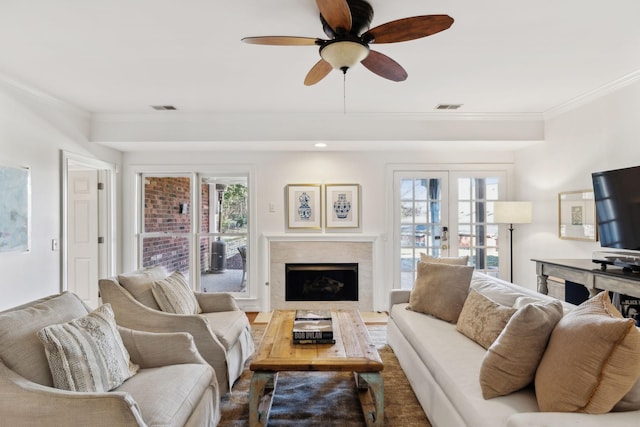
[137, 171, 250, 296]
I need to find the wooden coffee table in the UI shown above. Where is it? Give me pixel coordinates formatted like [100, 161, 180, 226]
[249, 310, 384, 426]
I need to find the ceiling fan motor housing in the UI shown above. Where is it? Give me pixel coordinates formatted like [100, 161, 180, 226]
[320, 0, 374, 37]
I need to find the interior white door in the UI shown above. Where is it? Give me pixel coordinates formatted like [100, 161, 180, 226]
[67, 169, 99, 308]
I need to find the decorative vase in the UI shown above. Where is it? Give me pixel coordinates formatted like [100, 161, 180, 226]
[333, 194, 351, 219]
[298, 192, 311, 220]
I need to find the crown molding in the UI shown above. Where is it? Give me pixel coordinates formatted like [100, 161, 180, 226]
[545, 69, 640, 119]
[0, 72, 90, 119]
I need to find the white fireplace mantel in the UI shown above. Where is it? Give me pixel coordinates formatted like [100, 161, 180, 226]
[261, 233, 383, 311]
[262, 233, 380, 243]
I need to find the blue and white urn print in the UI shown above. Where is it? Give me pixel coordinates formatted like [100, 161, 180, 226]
[297, 192, 312, 220]
[333, 193, 351, 219]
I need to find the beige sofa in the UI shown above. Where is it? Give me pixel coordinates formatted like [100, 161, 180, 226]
[99, 267, 255, 395]
[388, 271, 640, 427]
[0, 292, 220, 426]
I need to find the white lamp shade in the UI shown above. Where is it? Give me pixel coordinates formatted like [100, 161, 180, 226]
[320, 40, 370, 70]
[493, 201, 532, 224]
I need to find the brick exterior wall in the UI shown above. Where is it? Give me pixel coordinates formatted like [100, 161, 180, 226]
[142, 177, 210, 272]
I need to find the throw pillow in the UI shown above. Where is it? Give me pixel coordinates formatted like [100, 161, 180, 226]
[151, 270, 202, 314]
[420, 253, 469, 265]
[118, 268, 165, 310]
[407, 262, 474, 323]
[535, 291, 640, 413]
[37, 304, 139, 392]
[456, 289, 517, 349]
[479, 299, 563, 399]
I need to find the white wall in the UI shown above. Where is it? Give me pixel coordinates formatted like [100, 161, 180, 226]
[123, 148, 516, 311]
[514, 80, 640, 291]
[5, 74, 636, 310]
[0, 78, 122, 310]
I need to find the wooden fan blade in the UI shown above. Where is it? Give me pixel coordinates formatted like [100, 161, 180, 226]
[316, 0, 351, 33]
[304, 59, 333, 86]
[363, 15, 454, 44]
[361, 50, 408, 82]
[241, 36, 319, 46]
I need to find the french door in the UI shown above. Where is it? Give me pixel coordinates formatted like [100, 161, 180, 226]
[394, 170, 507, 289]
[395, 172, 449, 289]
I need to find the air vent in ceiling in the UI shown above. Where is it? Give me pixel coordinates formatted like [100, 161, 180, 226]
[435, 104, 462, 110]
[151, 105, 177, 111]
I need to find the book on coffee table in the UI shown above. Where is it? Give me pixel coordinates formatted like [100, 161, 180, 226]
[294, 309, 332, 320]
[293, 311, 335, 344]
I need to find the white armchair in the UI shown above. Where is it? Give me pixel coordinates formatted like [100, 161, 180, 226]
[0, 292, 220, 426]
[99, 267, 255, 395]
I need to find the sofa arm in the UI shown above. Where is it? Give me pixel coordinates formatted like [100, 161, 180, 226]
[118, 327, 207, 368]
[389, 289, 412, 312]
[195, 292, 239, 312]
[507, 411, 640, 427]
[0, 360, 145, 426]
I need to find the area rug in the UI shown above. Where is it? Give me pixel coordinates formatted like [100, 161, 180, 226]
[218, 325, 432, 426]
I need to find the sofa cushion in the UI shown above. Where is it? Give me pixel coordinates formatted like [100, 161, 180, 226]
[37, 304, 139, 392]
[118, 266, 167, 310]
[152, 271, 202, 314]
[535, 291, 640, 413]
[115, 363, 213, 426]
[420, 254, 469, 265]
[480, 299, 563, 399]
[456, 289, 517, 349]
[471, 275, 540, 307]
[390, 302, 541, 427]
[408, 262, 474, 323]
[0, 292, 89, 386]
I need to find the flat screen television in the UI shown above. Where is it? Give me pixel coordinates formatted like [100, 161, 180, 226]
[591, 165, 640, 251]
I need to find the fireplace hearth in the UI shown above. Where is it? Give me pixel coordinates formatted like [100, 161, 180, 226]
[285, 263, 358, 302]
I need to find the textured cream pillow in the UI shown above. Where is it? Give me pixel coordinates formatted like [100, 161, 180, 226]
[456, 289, 517, 349]
[535, 292, 640, 413]
[407, 262, 474, 323]
[479, 299, 563, 399]
[420, 253, 469, 265]
[118, 270, 163, 310]
[152, 270, 202, 314]
[37, 304, 139, 392]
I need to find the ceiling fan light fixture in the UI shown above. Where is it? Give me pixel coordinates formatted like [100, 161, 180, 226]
[320, 40, 370, 71]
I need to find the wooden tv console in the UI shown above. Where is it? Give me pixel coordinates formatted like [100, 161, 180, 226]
[533, 258, 640, 299]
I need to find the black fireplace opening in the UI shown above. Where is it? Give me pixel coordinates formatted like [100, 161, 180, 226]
[285, 263, 358, 302]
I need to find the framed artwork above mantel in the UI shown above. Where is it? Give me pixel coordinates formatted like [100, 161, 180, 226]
[286, 184, 322, 230]
[325, 184, 360, 229]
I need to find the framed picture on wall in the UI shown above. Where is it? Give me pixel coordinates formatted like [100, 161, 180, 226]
[325, 184, 360, 229]
[558, 190, 597, 241]
[0, 163, 31, 253]
[286, 184, 322, 229]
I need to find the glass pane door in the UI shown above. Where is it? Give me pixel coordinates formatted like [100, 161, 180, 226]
[450, 172, 505, 278]
[395, 172, 449, 289]
[198, 175, 248, 294]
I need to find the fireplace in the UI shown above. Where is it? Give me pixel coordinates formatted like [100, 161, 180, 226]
[285, 263, 358, 302]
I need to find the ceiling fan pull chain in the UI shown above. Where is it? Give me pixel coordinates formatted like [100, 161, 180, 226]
[343, 72, 347, 114]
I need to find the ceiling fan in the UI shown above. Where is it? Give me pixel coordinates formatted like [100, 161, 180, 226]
[242, 0, 454, 86]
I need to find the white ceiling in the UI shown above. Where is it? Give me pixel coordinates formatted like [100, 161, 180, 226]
[1, 1, 640, 150]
